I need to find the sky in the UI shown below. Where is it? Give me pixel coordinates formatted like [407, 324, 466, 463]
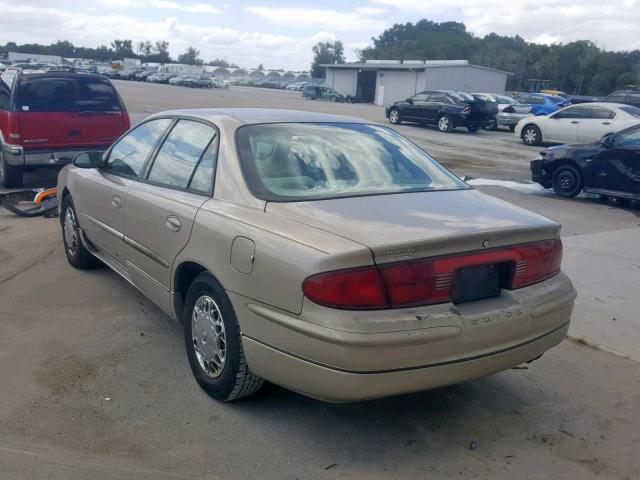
[1, 0, 638, 71]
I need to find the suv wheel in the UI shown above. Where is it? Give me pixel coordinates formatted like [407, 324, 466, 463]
[552, 165, 582, 198]
[437, 115, 453, 132]
[60, 196, 99, 269]
[388, 108, 401, 125]
[0, 152, 24, 188]
[522, 124, 542, 146]
[184, 272, 264, 401]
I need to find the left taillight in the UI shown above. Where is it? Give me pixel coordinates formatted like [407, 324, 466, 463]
[302, 239, 563, 310]
[462, 106, 471, 114]
[302, 266, 389, 310]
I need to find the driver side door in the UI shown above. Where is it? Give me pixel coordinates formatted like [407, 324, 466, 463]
[546, 106, 589, 143]
[592, 127, 640, 194]
[73, 118, 173, 266]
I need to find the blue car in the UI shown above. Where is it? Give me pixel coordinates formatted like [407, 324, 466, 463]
[513, 93, 571, 115]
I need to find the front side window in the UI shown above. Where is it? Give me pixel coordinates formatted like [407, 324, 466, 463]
[612, 128, 640, 149]
[147, 119, 217, 190]
[604, 92, 627, 103]
[412, 93, 428, 102]
[104, 118, 172, 177]
[553, 106, 589, 119]
[236, 123, 468, 201]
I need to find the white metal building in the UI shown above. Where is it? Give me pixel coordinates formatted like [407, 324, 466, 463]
[322, 60, 510, 105]
[8, 52, 63, 65]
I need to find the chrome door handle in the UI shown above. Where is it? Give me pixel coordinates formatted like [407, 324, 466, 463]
[111, 195, 122, 208]
[166, 215, 181, 232]
[602, 122, 611, 125]
[570, 121, 579, 124]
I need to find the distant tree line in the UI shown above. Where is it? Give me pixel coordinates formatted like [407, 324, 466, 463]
[356, 20, 640, 95]
[0, 39, 237, 68]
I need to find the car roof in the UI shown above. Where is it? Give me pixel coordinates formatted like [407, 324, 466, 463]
[148, 108, 368, 125]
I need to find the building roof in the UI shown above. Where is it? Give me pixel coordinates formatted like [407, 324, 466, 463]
[322, 62, 511, 75]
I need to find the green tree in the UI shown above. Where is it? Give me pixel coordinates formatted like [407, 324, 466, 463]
[178, 46, 202, 65]
[257, 63, 264, 70]
[310, 40, 345, 78]
[111, 39, 134, 59]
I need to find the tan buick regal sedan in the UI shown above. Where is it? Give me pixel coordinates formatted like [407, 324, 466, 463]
[57, 109, 576, 403]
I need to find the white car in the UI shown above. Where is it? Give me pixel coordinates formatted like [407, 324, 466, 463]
[515, 102, 640, 146]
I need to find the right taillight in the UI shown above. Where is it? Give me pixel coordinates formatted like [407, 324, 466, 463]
[462, 106, 471, 114]
[302, 239, 563, 310]
[503, 106, 516, 113]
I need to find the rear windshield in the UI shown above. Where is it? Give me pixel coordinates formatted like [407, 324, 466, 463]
[621, 106, 640, 118]
[448, 92, 474, 103]
[549, 95, 569, 104]
[17, 76, 122, 112]
[236, 123, 468, 201]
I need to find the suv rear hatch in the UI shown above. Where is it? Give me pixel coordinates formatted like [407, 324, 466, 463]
[15, 74, 129, 150]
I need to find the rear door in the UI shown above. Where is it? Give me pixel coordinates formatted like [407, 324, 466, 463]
[74, 118, 173, 265]
[578, 106, 616, 143]
[123, 118, 219, 312]
[15, 75, 129, 150]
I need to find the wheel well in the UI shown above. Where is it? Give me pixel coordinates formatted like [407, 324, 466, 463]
[522, 123, 539, 134]
[173, 261, 207, 323]
[549, 159, 581, 179]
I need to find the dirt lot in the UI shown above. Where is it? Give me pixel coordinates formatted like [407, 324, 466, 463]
[0, 82, 639, 479]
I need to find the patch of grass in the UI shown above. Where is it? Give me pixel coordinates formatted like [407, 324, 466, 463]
[568, 336, 601, 351]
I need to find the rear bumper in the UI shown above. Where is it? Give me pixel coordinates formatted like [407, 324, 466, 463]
[497, 112, 530, 126]
[231, 273, 576, 402]
[242, 322, 569, 403]
[1, 145, 106, 167]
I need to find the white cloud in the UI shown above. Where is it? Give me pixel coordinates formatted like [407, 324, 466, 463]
[370, 0, 640, 51]
[0, 2, 330, 70]
[149, 1, 222, 14]
[244, 6, 388, 31]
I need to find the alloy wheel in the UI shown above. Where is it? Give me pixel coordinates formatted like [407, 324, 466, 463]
[389, 109, 399, 124]
[192, 295, 227, 379]
[438, 116, 450, 131]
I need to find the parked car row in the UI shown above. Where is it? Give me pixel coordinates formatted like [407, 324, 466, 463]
[105, 68, 230, 89]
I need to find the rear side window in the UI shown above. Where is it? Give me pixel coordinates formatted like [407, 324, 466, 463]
[147, 119, 217, 191]
[587, 107, 615, 119]
[17, 76, 122, 112]
[0, 75, 11, 110]
[104, 118, 172, 178]
[627, 93, 640, 107]
[620, 106, 640, 118]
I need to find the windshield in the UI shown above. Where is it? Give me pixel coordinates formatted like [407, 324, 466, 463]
[549, 95, 569, 104]
[620, 106, 640, 118]
[236, 123, 468, 201]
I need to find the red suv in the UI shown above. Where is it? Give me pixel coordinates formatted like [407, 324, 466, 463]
[0, 69, 130, 187]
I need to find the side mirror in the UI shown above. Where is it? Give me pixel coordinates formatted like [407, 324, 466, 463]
[406, 98, 413, 104]
[73, 151, 102, 169]
[601, 134, 613, 148]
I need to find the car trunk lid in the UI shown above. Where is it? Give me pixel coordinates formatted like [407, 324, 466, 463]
[266, 189, 560, 264]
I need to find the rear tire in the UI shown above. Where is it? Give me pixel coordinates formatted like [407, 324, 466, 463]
[552, 165, 582, 198]
[60, 196, 99, 269]
[483, 120, 498, 131]
[0, 152, 24, 188]
[437, 114, 453, 132]
[522, 124, 542, 146]
[184, 272, 264, 401]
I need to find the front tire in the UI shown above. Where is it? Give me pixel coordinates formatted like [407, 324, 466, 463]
[0, 152, 24, 188]
[522, 124, 542, 146]
[184, 272, 264, 401]
[552, 165, 582, 197]
[388, 108, 401, 125]
[437, 114, 453, 132]
[60, 196, 99, 269]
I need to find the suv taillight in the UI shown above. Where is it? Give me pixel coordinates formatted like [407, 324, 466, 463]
[6, 112, 21, 144]
[302, 240, 563, 310]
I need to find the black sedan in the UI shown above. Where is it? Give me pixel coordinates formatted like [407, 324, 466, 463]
[531, 124, 640, 200]
[385, 90, 498, 132]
